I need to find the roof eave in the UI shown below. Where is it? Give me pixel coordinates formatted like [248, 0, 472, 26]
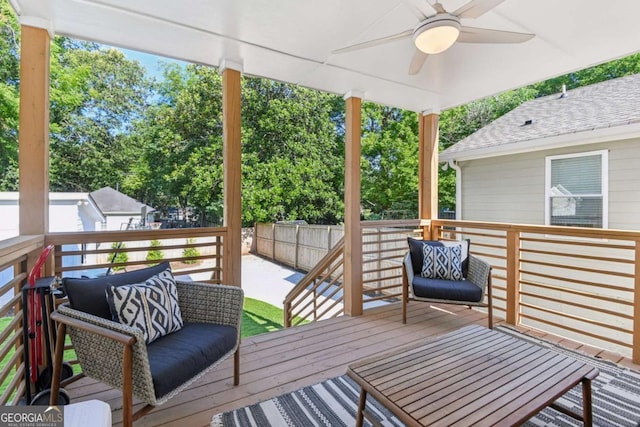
[439, 121, 640, 162]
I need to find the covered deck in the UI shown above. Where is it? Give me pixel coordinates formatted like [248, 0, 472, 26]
[65, 301, 638, 427]
[4, 0, 640, 423]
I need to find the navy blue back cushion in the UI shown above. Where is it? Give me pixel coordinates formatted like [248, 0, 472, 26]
[63, 262, 171, 319]
[407, 238, 470, 277]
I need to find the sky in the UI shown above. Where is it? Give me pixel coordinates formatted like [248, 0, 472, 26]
[120, 48, 185, 80]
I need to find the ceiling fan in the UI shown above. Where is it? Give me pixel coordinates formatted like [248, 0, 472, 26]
[332, 0, 534, 75]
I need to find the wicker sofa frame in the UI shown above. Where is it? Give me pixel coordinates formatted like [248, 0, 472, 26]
[49, 281, 243, 427]
[402, 252, 493, 328]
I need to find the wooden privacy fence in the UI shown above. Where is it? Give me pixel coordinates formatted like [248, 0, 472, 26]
[255, 223, 343, 271]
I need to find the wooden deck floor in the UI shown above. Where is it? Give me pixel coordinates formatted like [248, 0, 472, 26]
[65, 301, 639, 427]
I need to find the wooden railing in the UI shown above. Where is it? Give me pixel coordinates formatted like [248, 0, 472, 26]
[283, 237, 345, 327]
[4, 218, 640, 402]
[429, 219, 640, 364]
[283, 218, 640, 363]
[283, 220, 422, 326]
[0, 228, 226, 405]
[361, 220, 422, 303]
[46, 227, 226, 282]
[0, 235, 46, 404]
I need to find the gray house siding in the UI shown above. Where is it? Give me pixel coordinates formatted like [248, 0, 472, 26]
[461, 151, 544, 224]
[459, 139, 640, 230]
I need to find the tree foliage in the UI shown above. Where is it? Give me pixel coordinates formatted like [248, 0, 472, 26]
[125, 64, 224, 221]
[49, 40, 153, 192]
[241, 78, 343, 225]
[361, 104, 418, 219]
[3, 0, 640, 225]
[0, 2, 19, 190]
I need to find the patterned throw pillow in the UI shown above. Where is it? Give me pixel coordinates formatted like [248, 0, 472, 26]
[106, 269, 183, 344]
[421, 243, 463, 280]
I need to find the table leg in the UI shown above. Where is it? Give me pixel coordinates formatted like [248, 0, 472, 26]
[582, 377, 594, 427]
[356, 389, 367, 427]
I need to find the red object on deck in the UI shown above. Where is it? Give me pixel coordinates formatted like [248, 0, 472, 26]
[27, 244, 54, 383]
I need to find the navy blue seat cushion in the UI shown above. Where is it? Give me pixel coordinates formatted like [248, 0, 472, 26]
[63, 262, 171, 319]
[407, 238, 470, 277]
[411, 276, 482, 302]
[147, 322, 237, 399]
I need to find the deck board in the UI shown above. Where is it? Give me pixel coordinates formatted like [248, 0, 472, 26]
[63, 302, 638, 427]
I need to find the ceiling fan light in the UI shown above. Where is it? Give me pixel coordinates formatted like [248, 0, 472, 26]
[414, 15, 461, 54]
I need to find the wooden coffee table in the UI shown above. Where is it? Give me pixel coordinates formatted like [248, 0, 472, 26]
[346, 324, 599, 427]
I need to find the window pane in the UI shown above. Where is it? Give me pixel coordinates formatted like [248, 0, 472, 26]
[550, 196, 602, 228]
[551, 155, 601, 195]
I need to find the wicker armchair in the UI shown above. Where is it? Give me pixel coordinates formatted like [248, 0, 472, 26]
[402, 252, 493, 328]
[49, 281, 243, 427]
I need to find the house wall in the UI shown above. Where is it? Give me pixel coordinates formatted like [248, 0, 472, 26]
[459, 139, 640, 230]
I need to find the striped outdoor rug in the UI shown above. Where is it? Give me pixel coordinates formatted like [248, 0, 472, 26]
[211, 327, 640, 427]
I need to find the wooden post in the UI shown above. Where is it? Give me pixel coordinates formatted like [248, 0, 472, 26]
[19, 26, 51, 236]
[506, 230, 521, 325]
[344, 94, 363, 316]
[271, 223, 276, 260]
[418, 113, 439, 221]
[221, 61, 242, 287]
[633, 240, 640, 364]
[294, 225, 300, 269]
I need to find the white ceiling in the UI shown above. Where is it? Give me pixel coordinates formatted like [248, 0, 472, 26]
[11, 0, 640, 112]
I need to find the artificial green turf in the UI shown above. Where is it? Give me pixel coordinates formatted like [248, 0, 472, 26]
[241, 296, 305, 337]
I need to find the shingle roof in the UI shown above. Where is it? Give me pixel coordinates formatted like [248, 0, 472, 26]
[440, 73, 640, 160]
[89, 186, 154, 215]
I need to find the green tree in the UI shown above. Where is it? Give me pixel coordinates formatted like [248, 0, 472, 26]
[108, 242, 128, 271]
[182, 238, 200, 264]
[531, 53, 640, 97]
[125, 64, 223, 222]
[241, 78, 344, 225]
[0, 1, 20, 190]
[361, 103, 419, 218]
[146, 239, 163, 264]
[49, 40, 153, 192]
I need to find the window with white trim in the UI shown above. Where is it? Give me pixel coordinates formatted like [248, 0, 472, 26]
[545, 150, 608, 228]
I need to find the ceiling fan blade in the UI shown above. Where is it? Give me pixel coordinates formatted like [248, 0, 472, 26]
[401, 0, 432, 20]
[453, 0, 506, 19]
[332, 29, 413, 54]
[408, 49, 428, 75]
[431, 2, 447, 14]
[458, 26, 534, 44]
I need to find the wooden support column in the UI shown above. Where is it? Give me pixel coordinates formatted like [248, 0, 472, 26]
[344, 94, 363, 316]
[19, 26, 51, 236]
[506, 230, 521, 325]
[418, 113, 439, 223]
[221, 61, 242, 287]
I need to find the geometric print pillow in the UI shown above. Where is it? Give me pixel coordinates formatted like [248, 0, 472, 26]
[421, 243, 463, 281]
[106, 268, 183, 344]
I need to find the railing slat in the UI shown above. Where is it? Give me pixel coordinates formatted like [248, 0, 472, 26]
[634, 240, 640, 364]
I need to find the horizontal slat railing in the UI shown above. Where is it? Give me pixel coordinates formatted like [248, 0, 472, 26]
[283, 220, 425, 327]
[0, 235, 46, 405]
[430, 219, 640, 364]
[46, 227, 226, 283]
[361, 220, 423, 308]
